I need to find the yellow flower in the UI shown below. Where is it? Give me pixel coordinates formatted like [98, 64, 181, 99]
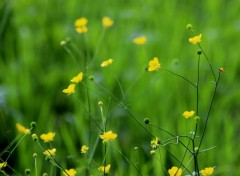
[74, 17, 88, 28]
[0, 162, 7, 169]
[133, 36, 147, 45]
[81, 145, 89, 153]
[71, 72, 83, 83]
[40, 132, 55, 143]
[200, 167, 214, 176]
[43, 148, 56, 156]
[148, 57, 160, 72]
[16, 123, 30, 135]
[168, 166, 182, 176]
[98, 164, 111, 174]
[102, 16, 114, 28]
[151, 137, 160, 149]
[189, 34, 202, 44]
[62, 84, 75, 95]
[182, 110, 195, 118]
[101, 59, 113, 67]
[63, 168, 77, 176]
[75, 26, 88, 33]
[100, 130, 117, 142]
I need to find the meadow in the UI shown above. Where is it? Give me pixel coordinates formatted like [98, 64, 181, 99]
[1, 0, 240, 175]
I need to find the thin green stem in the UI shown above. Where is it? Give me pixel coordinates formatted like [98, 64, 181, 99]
[113, 147, 143, 176]
[124, 108, 155, 138]
[198, 44, 216, 82]
[34, 154, 38, 176]
[197, 72, 221, 152]
[4, 129, 32, 163]
[63, 45, 79, 66]
[88, 131, 101, 165]
[192, 54, 201, 175]
[35, 141, 69, 176]
[162, 67, 197, 88]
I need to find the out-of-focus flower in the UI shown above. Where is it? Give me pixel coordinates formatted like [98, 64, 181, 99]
[74, 17, 88, 28]
[133, 36, 147, 45]
[101, 59, 113, 67]
[102, 16, 114, 28]
[0, 162, 7, 169]
[62, 84, 75, 95]
[182, 110, 195, 118]
[98, 164, 111, 174]
[63, 169, 77, 176]
[189, 34, 202, 44]
[40, 132, 55, 143]
[71, 72, 83, 83]
[168, 166, 182, 176]
[81, 145, 89, 153]
[75, 26, 88, 33]
[43, 148, 56, 156]
[100, 131, 117, 142]
[16, 123, 30, 135]
[200, 167, 214, 176]
[148, 57, 160, 72]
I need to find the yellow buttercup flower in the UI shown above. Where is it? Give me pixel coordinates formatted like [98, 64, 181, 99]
[182, 110, 195, 118]
[189, 34, 202, 44]
[133, 36, 147, 45]
[98, 164, 111, 174]
[168, 166, 182, 176]
[63, 168, 77, 176]
[148, 57, 160, 72]
[81, 145, 89, 153]
[16, 123, 30, 135]
[200, 167, 214, 176]
[71, 72, 83, 83]
[102, 16, 114, 28]
[101, 59, 113, 67]
[0, 162, 7, 169]
[74, 17, 88, 28]
[75, 26, 88, 33]
[40, 132, 55, 143]
[43, 148, 56, 156]
[62, 84, 75, 95]
[100, 131, 117, 142]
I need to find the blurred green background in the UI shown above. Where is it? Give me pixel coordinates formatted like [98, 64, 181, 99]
[1, 0, 240, 175]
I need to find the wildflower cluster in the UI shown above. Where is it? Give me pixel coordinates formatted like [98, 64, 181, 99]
[0, 14, 223, 176]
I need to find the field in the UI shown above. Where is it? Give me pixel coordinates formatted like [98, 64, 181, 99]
[1, 0, 240, 175]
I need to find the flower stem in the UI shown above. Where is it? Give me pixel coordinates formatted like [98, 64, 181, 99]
[162, 67, 197, 88]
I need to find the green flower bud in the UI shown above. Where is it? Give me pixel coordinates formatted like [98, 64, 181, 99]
[197, 49, 202, 55]
[30, 122, 37, 130]
[144, 118, 150, 124]
[32, 134, 38, 142]
[25, 169, 31, 175]
[186, 24, 193, 30]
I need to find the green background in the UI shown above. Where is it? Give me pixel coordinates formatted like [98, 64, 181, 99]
[1, 0, 240, 175]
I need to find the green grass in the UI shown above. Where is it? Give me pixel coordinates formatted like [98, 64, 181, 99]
[1, 0, 240, 175]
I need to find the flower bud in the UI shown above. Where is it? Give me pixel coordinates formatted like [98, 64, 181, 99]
[25, 169, 31, 175]
[195, 116, 200, 123]
[144, 118, 150, 124]
[32, 134, 38, 142]
[218, 67, 224, 72]
[30, 122, 37, 129]
[186, 24, 193, 30]
[197, 49, 202, 55]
